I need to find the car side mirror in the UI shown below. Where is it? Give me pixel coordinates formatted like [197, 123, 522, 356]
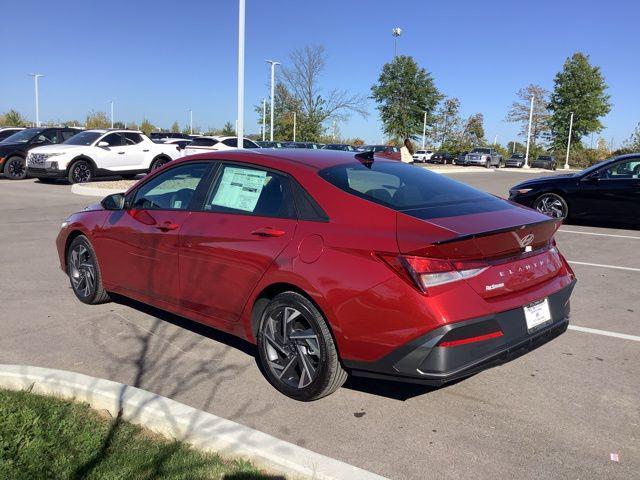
[583, 174, 600, 184]
[101, 193, 126, 210]
[97, 141, 109, 147]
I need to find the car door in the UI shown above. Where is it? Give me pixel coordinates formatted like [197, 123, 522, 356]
[179, 162, 298, 328]
[93, 132, 127, 170]
[575, 158, 640, 221]
[96, 162, 212, 305]
[120, 132, 148, 169]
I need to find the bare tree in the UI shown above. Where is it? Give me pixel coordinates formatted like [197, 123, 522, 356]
[506, 84, 550, 146]
[279, 45, 368, 140]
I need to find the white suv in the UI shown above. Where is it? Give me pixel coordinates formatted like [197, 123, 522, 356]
[412, 150, 434, 163]
[183, 136, 260, 155]
[26, 129, 183, 183]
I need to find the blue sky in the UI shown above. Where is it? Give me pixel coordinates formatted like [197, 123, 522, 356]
[1, 0, 638, 146]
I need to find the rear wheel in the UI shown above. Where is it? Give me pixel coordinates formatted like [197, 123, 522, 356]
[534, 193, 568, 219]
[150, 156, 171, 172]
[3, 156, 27, 180]
[68, 159, 93, 184]
[67, 235, 110, 305]
[257, 292, 347, 401]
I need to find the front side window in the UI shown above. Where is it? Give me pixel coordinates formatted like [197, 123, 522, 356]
[204, 164, 295, 218]
[601, 158, 640, 179]
[33, 130, 59, 144]
[132, 163, 209, 210]
[61, 130, 78, 141]
[101, 133, 123, 147]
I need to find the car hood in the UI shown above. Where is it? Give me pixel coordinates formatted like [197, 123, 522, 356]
[29, 144, 86, 154]
[513, 173, 579, 188]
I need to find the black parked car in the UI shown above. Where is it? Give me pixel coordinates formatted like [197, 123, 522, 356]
[430, 151, 454, 165]
[0, 127, 81, 180]
[531, 155, 557, 170]
[509, 154, 640, 224]
[256, 141, 283, 148]
[454, 151, 468, 165]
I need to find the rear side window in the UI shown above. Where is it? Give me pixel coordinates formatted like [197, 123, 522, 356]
[61, 130, 77, 141]
[204, 164, 295, 218]
[190, 138, 218, 147]
[124, 132, 143, 144]
[318, 161, 505, 216]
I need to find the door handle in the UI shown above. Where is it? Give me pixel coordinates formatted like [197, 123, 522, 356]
[118, 151, 125, 154]
[143, 149, 150, 152]
[155, 221, 179, 232]
[251, 227, 286, 237]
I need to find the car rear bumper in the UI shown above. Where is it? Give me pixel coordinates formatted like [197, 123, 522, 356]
[343, 279, 576, 385]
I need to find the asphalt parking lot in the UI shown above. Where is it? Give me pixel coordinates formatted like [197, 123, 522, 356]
[1, 170, 638, 479]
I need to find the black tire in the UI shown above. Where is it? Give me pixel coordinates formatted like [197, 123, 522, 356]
[66, 235, 110, 305]
[67, 159, 94, 184]
[3, 156, 27, 180]
[485, 159, 491, 168]
[533, 193, 569, 219]
[257, 291, 347, 401]
[149, 156, 171, 172]
[121, 173, 139, 180]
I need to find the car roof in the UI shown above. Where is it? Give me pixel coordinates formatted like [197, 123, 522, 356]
[179, 148, 377, 171]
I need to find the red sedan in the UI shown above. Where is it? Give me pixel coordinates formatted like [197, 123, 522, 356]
[56, 149, 576, 400]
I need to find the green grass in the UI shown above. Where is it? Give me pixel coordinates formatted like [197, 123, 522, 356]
[0, 388, 280, 480]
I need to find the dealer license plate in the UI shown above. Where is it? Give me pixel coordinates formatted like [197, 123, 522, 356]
[524, 298, 552, 332]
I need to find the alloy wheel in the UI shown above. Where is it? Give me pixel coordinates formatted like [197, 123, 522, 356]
[6, 158, 26, 179]
[72, 163, 92, 183]
[535, 194, 566, 218]
[69, 244, 96, 298]
[261, 306, 320, 389]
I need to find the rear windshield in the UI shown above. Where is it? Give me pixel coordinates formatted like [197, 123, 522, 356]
[318, 161, 506, 217]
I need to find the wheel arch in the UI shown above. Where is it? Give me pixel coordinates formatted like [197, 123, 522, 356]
[68, 155, 97, 173]
[63, 229, 88, 269]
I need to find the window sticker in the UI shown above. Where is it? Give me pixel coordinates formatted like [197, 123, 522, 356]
[210, 167, 267, 212]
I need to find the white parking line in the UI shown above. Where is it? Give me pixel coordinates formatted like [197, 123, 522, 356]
[567, 261, 640, 272]
[568, 325, 640, 342]
[558, 229, 640, 240]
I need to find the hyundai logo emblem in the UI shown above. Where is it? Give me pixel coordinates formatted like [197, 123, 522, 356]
[518, 233, 535, 248]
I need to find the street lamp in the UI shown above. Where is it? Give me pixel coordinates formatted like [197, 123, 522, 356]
[262, 98, 267, 141]
[266, 60, 280, 142]
[392, 27, 402, 57]
[109, 100, 114, 128]
[564, 112, 574, 170]
[28, 73, 44, 127]
[421, 111, 427, 149]
[523, 94, 534, 168]
[237, 0, 245, 148]
[189, 109, 193, 135]
[293, 112, 297, 142]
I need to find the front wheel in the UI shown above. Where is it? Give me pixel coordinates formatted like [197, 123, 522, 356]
[3, 156, 27, 180]
[67, 235, 110, 304]
[534, 193, 568, 219]
[68, 159, 94, 184]
[257, 292, 347, 401]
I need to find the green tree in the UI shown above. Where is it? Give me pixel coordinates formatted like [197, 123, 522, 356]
[139, 118, 155, 135]
[548, 53, 611, 150]
[1, 109, 28, 126]
[171, 121, 180, 133]
[506, 84, 550, 147]
[463, 113, 485, 146]
[623, 122, 640, 152]
[506, 141, 526, 154]
[221, 121, 235, 136]
[371, 55, 442, 141]
[85, 111, 110, 129]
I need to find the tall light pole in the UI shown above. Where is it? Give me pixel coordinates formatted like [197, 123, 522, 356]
[266, 60, 280, 142]
[293, 112, 297, 142]
[421, 111, 427, 149]
[236, 0, 245, 148]
[262, 98, 266, 141]
[392, 27, 402, 57]
[189, 109, 193, 135]
[109, 100, 114, 128]
[564, 112, 574, 170]
[29, 73, 44, 127]
[523, 94, 534, 168]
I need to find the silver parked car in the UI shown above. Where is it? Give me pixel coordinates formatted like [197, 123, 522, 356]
[463, 148, 503, 168]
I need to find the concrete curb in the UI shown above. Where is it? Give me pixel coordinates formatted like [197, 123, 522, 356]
[71, 183, 125, 197]
[495, 168, 581, 174]
[417, 165, 493, 174]
[0, 365, 387, 480]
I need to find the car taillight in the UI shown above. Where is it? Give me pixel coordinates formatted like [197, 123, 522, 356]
[378, 254, 488, 294]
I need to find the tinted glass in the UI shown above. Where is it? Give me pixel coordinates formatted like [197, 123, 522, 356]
[123, 132, 143, 144]
[2, 128, 43, 143]
[101, 133, 123, 147]
[319, 161, 500, 212]
[0, 130, 20, 142]
[190, 138, 218, 147]
[244, 139, 260, 148]
[204, 164, 295, 218]
[64, 131, 102, 145]
[602, 158, 640, 179]
[33, 130, 59, 144]
[471, 148, 491, 154]
[132, 163, 209, 210]
[222, 138, 237, 147]
[61, 130, 78, 141]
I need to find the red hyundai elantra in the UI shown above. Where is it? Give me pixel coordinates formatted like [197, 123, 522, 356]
[56, 149, 576, 400]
